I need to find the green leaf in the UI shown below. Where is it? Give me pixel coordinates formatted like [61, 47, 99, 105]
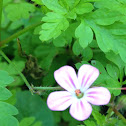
[89, 9, 123, 25]
[89, 40, 98, 48]
[0, 114, 19, 126]
[117, 120, 126, 126]
[54, 22, 75, 45]
[0, 101, 18, 115]
[118, 0, 126, 4]
[42, 0, 67, 14]
[5, 2, 35, 21]
[53, 28, 72, 47]
[42, 54, 69, 86]
[19, 117, 35, 126]
[6, 89, 17, 106]
[0, 71, 19, 125]
[0, 61, 25, 86]
[106, 64, 119, 80]
[0, 61, 25, 75]
[92, 109, 106, 126]
[75, 20, 93, 48]
[81, 47, 93, 61]
[106, 51, 125, 69]
[59, 0, 69, 10]
[106, 78, 121, 96]
[0, 70, 14, 87]
[62, 110, 80, 126]
[104, 118, 118, 126]
[59, 0, 80, 9]
[31, 0, 43, 5]
[53, 112, 61, 123]
[40, 12, 69, 41]
[91, 60, 121, 96]
[66, 9, 77, 19]
[3, 0, 12, 6]
[2, 12, 4, 23]
[53, 36, 66, 47]
[34, 44, 58, 58]
[91, 60, 108, 84]
[106, 22, 126, 35]
[86, 20, 113, 52]
[75, 61, 89, 69]
[86, 19, 126, 63]
[0, 87, 12, 100]
[75, 2, 94, 14]
[85, 0, 100, 2]
[15, 91, 54, 126]
[34, 44, 59, 70]
[93, 50, 108, 67]
[84, 120, 96, 126]
[32, 121, 43, 126]
[94, 0, 126, 16]
[72, 41, 83, 56]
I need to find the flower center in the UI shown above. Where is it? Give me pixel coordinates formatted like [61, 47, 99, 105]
[75, 89, 84, 99]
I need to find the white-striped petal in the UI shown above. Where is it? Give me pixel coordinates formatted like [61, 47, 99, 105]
[78, 64, 99, 91]
[54, 66, 80, 92]
[85, 87, 111, 105]
[47, 91, 73, 111]
[69, 98, 92, 121]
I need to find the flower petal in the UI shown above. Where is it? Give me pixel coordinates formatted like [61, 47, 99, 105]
[69, 99, 92, 121]
[54, 66, 80, 92]
[47, 91, 73, 111]
[85, 87, 111, 105]
[78, 64, 99, 91]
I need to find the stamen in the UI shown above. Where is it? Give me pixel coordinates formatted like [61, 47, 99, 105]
[75, 89, 84, 99]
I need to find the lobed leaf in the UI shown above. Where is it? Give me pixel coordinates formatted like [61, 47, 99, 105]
[5, 2, 35, 21]
[75, 20, 93, 48]
[88, 9, 124, 25]
[81, 47, 93, 61]
[19, 117, 39, 126]
[72, 41, 83, 56]
[40, 12, 69, 41]
[0, 101, 18, 115]
[0, 114, 19, 126]
[106, 64, 119, 80]
[94, 0, 126, 16]
[0, 70, 14, 87]
[84, 120, 96, 126]
[105, 51, 125, 70]
[0, 87, 12, 100]
[92, 110, 106, 126]
[75, 2, 94, 15]
[91, 60, 121, 96]
[0, 61, 25, 86]
[42, 0, 67, 14]
[86, 19, 126, 63]
[106, 22, 126, 35]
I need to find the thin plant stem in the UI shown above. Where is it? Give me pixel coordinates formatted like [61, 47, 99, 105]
[0, 21, 43, 47]
[33, 86, 63, 90]
[0, 0, 3, 41]
[0, 50, 64, 92]
[0, 50, 32, 91]
[108, 87, 126, 90]
[113, 107, 126, 124]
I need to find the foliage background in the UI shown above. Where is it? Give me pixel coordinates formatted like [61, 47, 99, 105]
[1, 0, 126, 125]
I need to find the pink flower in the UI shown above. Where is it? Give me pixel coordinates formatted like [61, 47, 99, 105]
[47, 64, 111, 121]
